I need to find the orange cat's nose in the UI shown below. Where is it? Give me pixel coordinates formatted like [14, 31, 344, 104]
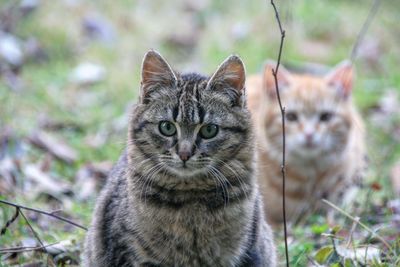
[305, 133, 314, 146]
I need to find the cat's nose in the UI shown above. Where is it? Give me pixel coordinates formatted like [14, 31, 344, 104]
[178, 141, 193, 162]
[179, 150, 191, 162]
[305, 133, 314, 144]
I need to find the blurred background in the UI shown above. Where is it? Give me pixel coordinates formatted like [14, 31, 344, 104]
[0, 0, 399, 266]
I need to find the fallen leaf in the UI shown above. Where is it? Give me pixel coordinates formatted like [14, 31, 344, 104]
[19, 0, 40, 17]
[314, 246, 334, 264]
[82, 13, 117, 44]
[69, 62, 106, 86]
[183, 0, 210, 12]
[390, 161, 400, 196]
[88, 161, 113, 179]
[2, 70, 25, 91]
[370, 182, 382, 192]
[24, 37, 47, 63]
[0, 157, 18, 194]
[336, 245, 381, 264]
[38, 115, 82, 132]
[0, 32, 24, 67]
[388, 199, 400, 215]
[74, 161, 111, 200]
[28, 131, 78, 164]
[45, 240, 75, 256]
[23, 164, 72, 197]
[231, 22, 250, 41]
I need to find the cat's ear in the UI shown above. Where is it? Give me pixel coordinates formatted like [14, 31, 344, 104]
[263, 61, 292, 97]
[140, 50, 177, 103]
[325, 60, 354, 98]
[207, 55, 246, 96]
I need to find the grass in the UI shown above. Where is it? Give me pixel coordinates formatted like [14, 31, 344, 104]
[0, 0, 399, 266]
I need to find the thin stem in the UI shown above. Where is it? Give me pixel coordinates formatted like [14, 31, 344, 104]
[19, 210, 46, 251]
[270, 0, 289, 266]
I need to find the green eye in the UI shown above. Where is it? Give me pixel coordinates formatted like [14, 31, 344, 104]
[159, 121, 176, 136]
[199, 124, 219, 139]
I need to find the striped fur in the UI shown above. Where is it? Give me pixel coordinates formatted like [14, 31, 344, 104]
[83, 51, 276, 266]
[247, 60, 366, 225]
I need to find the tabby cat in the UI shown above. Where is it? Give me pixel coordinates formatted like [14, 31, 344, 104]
[247, 60, 365, 224]
[83, 51, 276, 266]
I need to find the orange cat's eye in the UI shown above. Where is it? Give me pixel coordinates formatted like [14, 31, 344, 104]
[286, 112, 298, 122]
[320, 112, 333, 122]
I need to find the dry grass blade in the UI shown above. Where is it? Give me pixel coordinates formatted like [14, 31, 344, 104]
[350, 0, 381, 61]
[322, 199, 393, 254]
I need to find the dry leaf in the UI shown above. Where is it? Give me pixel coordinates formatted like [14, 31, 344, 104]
[390, 161, 400, 196]
[74, 161, 111, 200]
[28, 131, 78, 164]
[69, 62, 106, 85]
[23, 164, 72, 197]
[0, 157, 18, 194]
[337, 246, 381, 264]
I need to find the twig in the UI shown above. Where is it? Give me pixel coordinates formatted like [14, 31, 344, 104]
[269, 1, 289, 266]
[19, 210, 46, 251]
[0, 242, 60, 254]
[19, 209, 50, 264]
[346, 216, 360, 248]
[0, 207, 19, 235]
[322, 199, 393, 253]
[0, 199, 87, 231]
[350, 0, 381, 62]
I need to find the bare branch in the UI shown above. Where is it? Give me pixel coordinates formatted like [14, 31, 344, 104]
[19, 210, 46, 252]
[0, 199, 87, 231]
[269, 0, 289, 266]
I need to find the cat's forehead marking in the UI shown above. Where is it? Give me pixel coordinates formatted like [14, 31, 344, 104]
[175, 74, 206, 125]
[284, 76, 338, 111]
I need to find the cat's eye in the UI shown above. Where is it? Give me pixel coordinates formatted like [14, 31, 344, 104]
[320, 112, 333, 122]
[286, 112, 298, 122]
[199, 124, 219, 139]
[159, 121, 177, 136]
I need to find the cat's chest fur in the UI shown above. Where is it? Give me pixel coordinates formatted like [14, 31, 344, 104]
[131, 202, 252, 267]
[92, 165, 256, 267]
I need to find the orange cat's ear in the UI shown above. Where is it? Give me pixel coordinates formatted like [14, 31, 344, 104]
[140, 50, 177, 103]
[207, 55, 246, 93]
[325, 60, 354, 98]
[263, 61, 291, 97]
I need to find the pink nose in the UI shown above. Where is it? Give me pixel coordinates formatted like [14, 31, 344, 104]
[305, 133, 313, 143]
[179, 150, 191, 162]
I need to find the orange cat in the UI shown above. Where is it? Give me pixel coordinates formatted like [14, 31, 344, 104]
[247, 61, 366, 224]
